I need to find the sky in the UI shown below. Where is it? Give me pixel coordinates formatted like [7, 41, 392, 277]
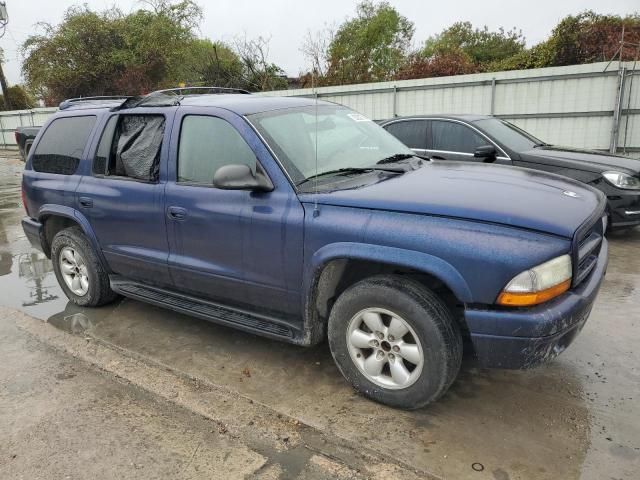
[1, 0, 639, 85]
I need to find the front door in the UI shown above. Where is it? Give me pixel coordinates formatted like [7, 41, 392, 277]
[164, 108, 304, 317]
[427, 120, 511, 165]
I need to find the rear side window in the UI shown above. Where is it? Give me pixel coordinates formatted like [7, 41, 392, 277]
[32, 116, 96, 175]
[178, 116, 256, 184]
[431, 121, 487, 154]
[93, 114, 165, 182]
[384, 120, 427, 150]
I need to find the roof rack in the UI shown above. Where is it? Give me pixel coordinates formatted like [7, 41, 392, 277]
[58, 87, 250, 111]
[59, 96, 130, 110]
[151, 86, 251, 96]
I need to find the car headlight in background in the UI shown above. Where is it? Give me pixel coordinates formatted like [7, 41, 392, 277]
[602, 171, 640, 190]
[497, 254, 572, 307]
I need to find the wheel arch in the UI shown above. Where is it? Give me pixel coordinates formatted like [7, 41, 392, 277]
[302, 242, 473, 345]
[37, 205, 109, 271]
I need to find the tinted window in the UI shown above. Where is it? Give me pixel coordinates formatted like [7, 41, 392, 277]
[431, 121, 487, 154]
[93, 115, 118, 175]
[384, 120, 427, 149]
[474, 118, 542, 151]
[178, 116, 256, 184]
[32, 116, 96, 175]
[93, 114, 165, 182]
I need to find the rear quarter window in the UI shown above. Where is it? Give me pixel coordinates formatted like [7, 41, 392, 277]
[32, 116, 96, 175]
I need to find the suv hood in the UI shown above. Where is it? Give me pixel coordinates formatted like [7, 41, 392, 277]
[521, 146, 640, 175]
[300, 162, 604, 238]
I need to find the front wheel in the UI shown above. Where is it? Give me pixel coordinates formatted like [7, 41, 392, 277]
[328, 275, 462, 409]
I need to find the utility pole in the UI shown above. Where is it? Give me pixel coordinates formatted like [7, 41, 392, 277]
[0, 2, 11, 111]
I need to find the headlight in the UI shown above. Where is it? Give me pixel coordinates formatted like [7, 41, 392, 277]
[602, 171, 640, 190]
[497, 254, 572, 307]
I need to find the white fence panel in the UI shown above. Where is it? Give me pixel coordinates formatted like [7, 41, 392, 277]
[1, 62, 638, 157]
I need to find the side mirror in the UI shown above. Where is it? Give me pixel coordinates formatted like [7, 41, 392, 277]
[213, 164, 273, 192]
[474, 145, 497, 162]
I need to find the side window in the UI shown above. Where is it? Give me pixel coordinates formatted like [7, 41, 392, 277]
[94, 115, 118, 175]
[32, 116, 96, 175]
[178, 115, 256, 185]
[93, 114, 165, 182]
[431, 121, 487, 154]
[384, 120, 427, 150]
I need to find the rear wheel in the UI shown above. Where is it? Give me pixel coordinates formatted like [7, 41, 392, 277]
[328, 275, 462, 409]
[51, 226, 118, 307]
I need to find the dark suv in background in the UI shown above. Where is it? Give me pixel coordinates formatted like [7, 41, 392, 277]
[381, 115, 640, 230]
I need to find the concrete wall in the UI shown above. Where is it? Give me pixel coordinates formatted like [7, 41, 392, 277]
[2, 62, 639, 157]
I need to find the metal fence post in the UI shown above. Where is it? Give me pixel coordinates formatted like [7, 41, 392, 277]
[490, 78, 497, 115]
[392, 85, 398, 118]
[610, 66, 627, 154]
[0, 115, 5, 148]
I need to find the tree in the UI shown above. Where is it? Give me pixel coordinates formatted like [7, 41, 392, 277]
[0, 85, 35, 110]
[175, 39, 244, 88]
[397, 51, 476, 80]
[543, 11, 640, 66]
[21, 1, 203, 103]
[233, 36, 288, 91]
[323, 1, 414, 85]
[422, 22, 525, 67]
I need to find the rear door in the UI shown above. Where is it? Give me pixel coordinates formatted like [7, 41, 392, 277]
[76, 108, 176, 286]
[383, 120, 428, 155]
[164, 107, 304, 317]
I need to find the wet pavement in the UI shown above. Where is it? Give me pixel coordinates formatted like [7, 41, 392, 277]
[1, 151, 639, 479]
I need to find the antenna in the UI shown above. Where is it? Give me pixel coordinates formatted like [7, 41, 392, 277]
[312, 67, 320, 217]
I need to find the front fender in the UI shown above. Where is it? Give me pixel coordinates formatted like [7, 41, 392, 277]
[305, 241, 473, 304]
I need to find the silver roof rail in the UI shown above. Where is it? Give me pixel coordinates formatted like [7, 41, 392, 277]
[59, 96, 130, 110]
[150, 86, 251, 96]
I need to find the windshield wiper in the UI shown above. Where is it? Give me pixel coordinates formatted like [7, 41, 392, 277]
[533, 142, 552, 148]
[376, 153, 415, 164]
[297, 167, 404, 186]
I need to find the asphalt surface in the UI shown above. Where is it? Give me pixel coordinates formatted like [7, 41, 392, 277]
[1, 151, 638, 479]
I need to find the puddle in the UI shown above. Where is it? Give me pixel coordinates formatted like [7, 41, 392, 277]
[1, 154, 638, 479]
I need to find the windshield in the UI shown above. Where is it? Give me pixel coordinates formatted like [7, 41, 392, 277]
[248, 105, 414, 185]
[474, 118, 545, 151]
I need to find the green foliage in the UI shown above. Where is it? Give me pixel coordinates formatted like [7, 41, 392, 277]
[22, 2, 202, 102]
[397, 51, 476, 80]
[422, 21, 525, 66]
[177, 39, 246, 88]
[21, 1, 287, 103]
[0, 85, 36, 110]
[543, 11, 640, 66]
[324, 1, 414, 85]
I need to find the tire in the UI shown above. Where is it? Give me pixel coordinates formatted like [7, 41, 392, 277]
[51, 226, 119, 307]
[328, 275, 462, 409]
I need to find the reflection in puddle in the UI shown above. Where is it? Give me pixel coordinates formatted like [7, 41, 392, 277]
[18, 253, 59, 306]
[0, 247, 68, 320]
[47, 307, 97, 334]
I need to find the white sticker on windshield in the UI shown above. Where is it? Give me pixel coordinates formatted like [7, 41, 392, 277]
[347, 113, 371, 122]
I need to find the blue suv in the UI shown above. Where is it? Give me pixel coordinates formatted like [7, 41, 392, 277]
[21, 89, 608, 409]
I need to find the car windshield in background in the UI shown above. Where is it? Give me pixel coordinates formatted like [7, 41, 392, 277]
[474, 118, 545, 152]
[248, 106, 414, 185]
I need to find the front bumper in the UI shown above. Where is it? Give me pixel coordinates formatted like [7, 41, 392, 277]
[608, 192, 640, 229]
[465, 238, 608, 369]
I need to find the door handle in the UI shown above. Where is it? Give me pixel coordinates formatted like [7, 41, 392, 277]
[79, 197, 93, 208]
[167, 206, 187, 220]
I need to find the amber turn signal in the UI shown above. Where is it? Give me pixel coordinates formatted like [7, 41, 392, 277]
[497, 279, 571, 307]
